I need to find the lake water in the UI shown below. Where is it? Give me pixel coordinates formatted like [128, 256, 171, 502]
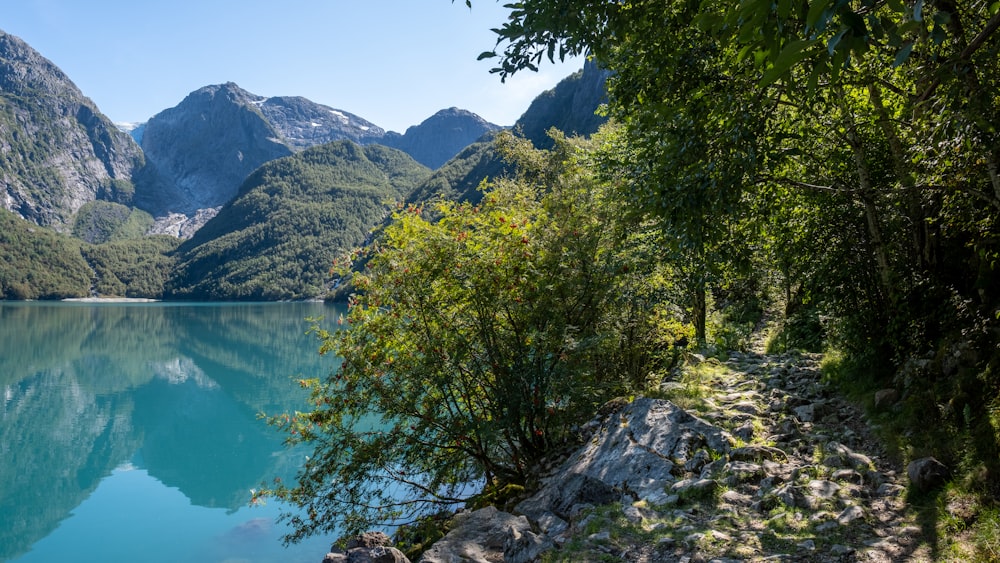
[0, 301, 345, 563]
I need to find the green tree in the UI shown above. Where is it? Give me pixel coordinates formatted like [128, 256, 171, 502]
[255, 132, 680, 540]
[469, 0, 1000, 481]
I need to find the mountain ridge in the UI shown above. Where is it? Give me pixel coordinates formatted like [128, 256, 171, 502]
[0, 29, 144, 230]
[133, 82, 501, 236]
[0, 27, 610, 301]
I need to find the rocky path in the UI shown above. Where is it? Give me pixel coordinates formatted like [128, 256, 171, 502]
[611, 350, 926, 562]
[332, 348, 934, 563]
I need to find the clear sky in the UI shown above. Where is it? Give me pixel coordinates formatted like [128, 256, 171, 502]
[1, 0, 583, 133]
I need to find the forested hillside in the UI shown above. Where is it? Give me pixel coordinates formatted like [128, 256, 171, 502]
[165, 142, 430, 300]
[0, 31, 144, 229]
[0, 209, 179, 299]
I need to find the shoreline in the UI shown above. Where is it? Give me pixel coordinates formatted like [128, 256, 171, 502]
[62, 297, 161, 303]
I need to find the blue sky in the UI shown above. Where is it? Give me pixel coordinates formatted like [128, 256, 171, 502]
[2, 1, 583, 132]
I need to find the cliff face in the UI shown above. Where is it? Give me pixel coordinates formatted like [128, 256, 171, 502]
[134, 83, 293, 236]
[0, 30, 144, 230]
[515, 59, 611, 149]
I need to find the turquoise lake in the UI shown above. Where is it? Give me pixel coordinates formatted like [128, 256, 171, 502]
[0, 301, 345, 562]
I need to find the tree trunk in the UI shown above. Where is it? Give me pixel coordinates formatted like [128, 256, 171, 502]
[693, 279, 707, 344]
[840, 94, 894, 298]
[868, 81, 934, 271]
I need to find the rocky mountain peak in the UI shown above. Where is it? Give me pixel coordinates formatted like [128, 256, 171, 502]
[258, 95, 386, 150]
[0, 29, 144, 229]
[134, 81, 293, 235]
[0, 32, 68, 96]
[381, 106, 501, 169]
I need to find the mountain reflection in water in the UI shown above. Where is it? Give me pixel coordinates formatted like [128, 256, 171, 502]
[0, 302, 342, 563]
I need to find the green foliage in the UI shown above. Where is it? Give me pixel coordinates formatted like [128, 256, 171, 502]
[404, 133, 507, 205]
[72, 201, 154, 244]
[0, 209, 92, 299]
[256, 133, 677, 541]
[467, 3, 1000, 539]
[391, 511, 453, 561]
[81, 236, 180, 298]
[167, 141, 431, 300]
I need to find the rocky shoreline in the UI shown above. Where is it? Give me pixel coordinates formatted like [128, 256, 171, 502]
[323, 349, 934, 562]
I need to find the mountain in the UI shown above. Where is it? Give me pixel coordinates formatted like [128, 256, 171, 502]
[0, 25, 607, 301]
[406, 60, 611, 205]
[134, 83, 294, 237]
[381, 107, 502, 169]
[134, 83, 498, 237]
[165, 141, 430, 300]
[256, 95, 386, 149]
[514, 60, 611, 149]
[0, 30, 144, 230]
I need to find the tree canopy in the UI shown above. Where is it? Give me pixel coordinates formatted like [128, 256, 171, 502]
[255, 131, 687, 540]
[266, 0, 999, 550]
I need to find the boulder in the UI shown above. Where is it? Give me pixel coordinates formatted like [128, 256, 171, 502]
[324, 533, 410, 563]
[417, 506, 548, 563]
[323, 545, 410, 563]
[346, 532, 392, 549]
[528, 398, 732, 506]
[907, 457, 950, 492]
[873, 388, 900, 410]
[516, 473, 618, 522]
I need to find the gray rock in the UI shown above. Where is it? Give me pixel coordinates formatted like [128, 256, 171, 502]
[729, 401, 762, 416]
[534, 511, 569, 536]
[837, 504, 865, 525]
[907, 457, 950, 492]
[720, 490, 753, 506]
[831, 544, 855, 555]
[846, 452, 875, 471]
[724, 461, 764, 484]
[732, 422, 755, 441]
[793, 404, 815, 422]
[346, 532, 392, 549]
[519, 398, 730, 517]
[327, 546, 410, 563]
[877, 483, 906, 497]
[873, 388, 900, 410]
[831, 468, 864, 485]
[730, 445, 788, 462]
[684, 449, 712, 473]
[671, 478, 719, 499]
[516, 472, 617, 522]
[504, 524, 554, 563]
[815, 521, 840, 532]
[418, 506, 538, 563]
[769, 484, 802, 508]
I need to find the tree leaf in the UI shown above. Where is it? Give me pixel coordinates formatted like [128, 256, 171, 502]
[761, 40, 817, 86]
[892, 41, 914, 67]
[828, 29, 849, 55]
[886, 0, 905, 13]
[806, 0, 831, 30]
